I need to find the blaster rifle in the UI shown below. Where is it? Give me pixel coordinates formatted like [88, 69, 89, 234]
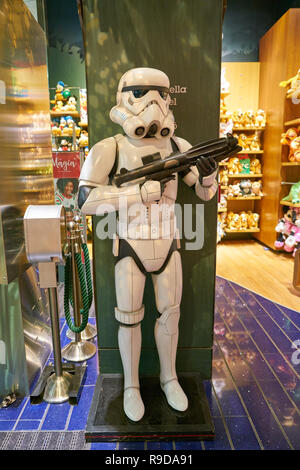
[113, 134, 242, 188]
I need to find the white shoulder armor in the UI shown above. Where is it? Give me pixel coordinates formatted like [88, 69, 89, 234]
[172, 135, 192, 153]
[79, 136, 117, 187]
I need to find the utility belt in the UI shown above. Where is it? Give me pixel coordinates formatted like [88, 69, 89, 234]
[114, 236, 179, 276]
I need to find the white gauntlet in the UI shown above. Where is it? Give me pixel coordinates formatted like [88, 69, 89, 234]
[140, 180, 162, 204]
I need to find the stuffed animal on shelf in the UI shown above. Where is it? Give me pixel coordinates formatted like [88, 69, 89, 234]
[249, 132, 261, 152]
[247, 211, 259, 229]
[244, 110, 256, 128]
[227, 183, 241, 198]
[228, 157, 242, 175]
[289, 136, 300, 162]
[282, 182, 300, 204]
[238, 133, 250, 151]
[218, 193, 227, 211]
[52, 100, 64, 112]
[251, 180, 263, 197]
[279, 68, 300, 99]
[51, 81, 65, 106]
[217, 212, 227, 243]
[254, 110, 266, 128]
[232, 109, 244, 128]
[239, 211, 249, 229]
[59, 139, 70, 152]
[219, 111, 233, 137]
[275, 207, 300, 254]
[226, 211, 243, 230]
[78, 130, 89, 147]
[64, 96, 77, 112]
[51, 121, 61, 137]
[250, 157, 262, 175]
[280, 127, 298, 146]
[219, 169, 229, 186]
[239, 179, 252, 196]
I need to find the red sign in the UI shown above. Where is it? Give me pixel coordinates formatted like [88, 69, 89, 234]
[52, 151, 81, 179]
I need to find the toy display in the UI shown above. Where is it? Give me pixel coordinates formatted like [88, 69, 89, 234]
[232, 110, 266, 129]
[218, 193, 227, 211]
[77, 67, 241, 422]
[274, 207, 300, 255]
[251, 180, 263, 196]
[78, 130, 89, 147]
[239, 179, 252, 196]
[282, 181, 300, 204]
[226, 210, 259, 231]
[239, 156, 251, 174]
[219, 169, 229, 186]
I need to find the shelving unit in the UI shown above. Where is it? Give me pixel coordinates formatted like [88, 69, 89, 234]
[255, 9, 300, 249]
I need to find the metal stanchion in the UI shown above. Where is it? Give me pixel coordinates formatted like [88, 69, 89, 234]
[43, 287, 72, 403]
[62, 220, 96, 362]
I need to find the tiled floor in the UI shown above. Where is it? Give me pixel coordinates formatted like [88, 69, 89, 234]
[0, 277, 299, 450]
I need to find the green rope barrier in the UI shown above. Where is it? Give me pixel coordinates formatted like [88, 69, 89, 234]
[64, 251, 90, 334]
[68, 243, 93, 312]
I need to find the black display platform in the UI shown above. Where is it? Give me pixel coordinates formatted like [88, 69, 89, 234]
[85, 373, 215, 442]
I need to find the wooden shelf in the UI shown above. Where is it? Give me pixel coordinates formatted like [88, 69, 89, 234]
[232, 127, 265, 131]
[219, 162, 228, 166]
[220, 185, 228, 190]
[281, 162, 300, 166]
[228, 174, 263, 178]
[284, 118, 300, 126]
[218, 207, 227, 213]
[79, 122, 88, 128]
[51, 111, 80, 118]
[280, 199, 300, 207]
[238, 150, 263, 154]
[225, 228, 260, 233]
[227, 196, 262, 201]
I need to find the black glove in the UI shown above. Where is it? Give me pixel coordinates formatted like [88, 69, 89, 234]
[196, 156, 218, 184]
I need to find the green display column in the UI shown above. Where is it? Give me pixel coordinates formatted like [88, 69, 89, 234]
[81, 0, 223, 379]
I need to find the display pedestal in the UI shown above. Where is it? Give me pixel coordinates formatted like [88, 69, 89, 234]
[85, 373, 214, 442]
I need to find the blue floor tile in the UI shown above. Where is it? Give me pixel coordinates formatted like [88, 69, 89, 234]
[67, 386, 95, 430]
[41, 401, 71, 431]
[90, 442, 117, 450]
[146, 441, 174, 450]
[174, 440, 203, 450]
[0, 421, 15, 431]
[15, 420, 40, 431]
[0, 398, 27, 421]
[225, 416, 261, 450]
[21, 400, 48, 420]
[203, 418, 232, 450]
[119, 441, 145, 450]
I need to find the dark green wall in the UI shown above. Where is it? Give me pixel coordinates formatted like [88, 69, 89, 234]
[83, 0, 223, 379]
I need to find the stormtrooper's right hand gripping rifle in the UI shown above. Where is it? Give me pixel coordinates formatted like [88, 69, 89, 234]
[113, 134, 242, 188]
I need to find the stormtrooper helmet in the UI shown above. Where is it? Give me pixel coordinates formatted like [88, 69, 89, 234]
[110, 67, 175, 139]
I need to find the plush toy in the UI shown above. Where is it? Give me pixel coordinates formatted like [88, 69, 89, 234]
[283, 182, 300, 204]
[227, 212, 241, 230]
[274, 207, 298, 250]
[218, 193, 227, 211]
[52, 100, 64, 112]
[219, 169, 229, 186]
[244, 110, 256, 128]
[249, 132, 261, 152]
[239, 179, 252, 196]
[65, 96, 77, 112]
[228, 157, 242, 175]
[238, 133, 250, 151]
[247, 211, 259, 229]
[279, 68, 300, 99]
[78, 130, 89, 147]
[217, 213, 226, 243]
[280, 127, 298, 146]
[51, 122, 61, 137]
[227, 183, 242, 197]
[59, 139, 69, 152]
[289, 136, 300, 162]
[255, 109, 266, 128]
[232, 110, 243, 128]
[251, 180, 263, 197]
[51, 81, 65, 106]
[239, 211, 249, 229]
[250, 157, 261, 175]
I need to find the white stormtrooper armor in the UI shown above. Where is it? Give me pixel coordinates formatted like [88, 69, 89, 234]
[79, 67, 218, 422]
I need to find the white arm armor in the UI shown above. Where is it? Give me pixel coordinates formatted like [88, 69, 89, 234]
[79, 137, 161, 215]
[173, 136, 218, 201]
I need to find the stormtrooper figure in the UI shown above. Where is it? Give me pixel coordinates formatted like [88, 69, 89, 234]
[78, 68, 218, 422]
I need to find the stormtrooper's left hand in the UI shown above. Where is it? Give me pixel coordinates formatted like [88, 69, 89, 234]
[196, 156, 218, 185]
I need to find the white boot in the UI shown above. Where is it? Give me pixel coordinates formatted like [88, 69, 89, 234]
[118, 323, 145, 421]
[155, 304, 188, 412]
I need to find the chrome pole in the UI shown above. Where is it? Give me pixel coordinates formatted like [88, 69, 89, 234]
[43, 286, 72, 404]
